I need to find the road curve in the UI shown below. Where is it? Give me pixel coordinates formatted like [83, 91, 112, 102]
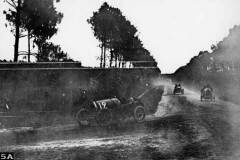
[1, 91, 240, 160]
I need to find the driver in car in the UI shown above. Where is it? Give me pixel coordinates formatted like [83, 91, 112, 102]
[201, 84, 213, 92]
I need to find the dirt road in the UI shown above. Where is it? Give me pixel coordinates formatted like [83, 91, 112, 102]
[1, 90, 240, 160]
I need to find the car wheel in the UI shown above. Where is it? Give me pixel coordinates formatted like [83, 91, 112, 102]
[133, 105, 146, 123]
[76, 109, 91, 127]
[96, 108, 113, 127]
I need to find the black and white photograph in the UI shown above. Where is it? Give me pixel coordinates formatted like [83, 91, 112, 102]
[0, 0, 240, 159]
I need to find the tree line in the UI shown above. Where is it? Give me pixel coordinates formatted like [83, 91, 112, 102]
[3, 1, 158, 68]
[3, 0, 73, 62]
[172, 25, 240, 104]
[88, 2, 157, 68]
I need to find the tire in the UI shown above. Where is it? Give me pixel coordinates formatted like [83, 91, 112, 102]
[96, 108, 113, 127]
[76, 109, 91, 126]
[133, 105, 146, 123]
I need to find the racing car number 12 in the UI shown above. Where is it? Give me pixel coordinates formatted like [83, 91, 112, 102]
[93, 102, 107, 110]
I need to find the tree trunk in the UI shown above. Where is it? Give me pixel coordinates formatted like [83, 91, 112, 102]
[115, 54, 118, 67]
[118, 56, 122, 68]
[100, 43, 103, 67]
[129, 62, 132, 68]
[122, 61, 125, 68]
[28, 29, 30, 62]
[103, 42, 106, 68]
[110, 49, 113, 67]
[14, 0, 21, 62]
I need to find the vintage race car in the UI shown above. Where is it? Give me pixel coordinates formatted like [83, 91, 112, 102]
[173, 84, 184, 95]
[201, 87, 215, 101]
[76, 97, 146, 127]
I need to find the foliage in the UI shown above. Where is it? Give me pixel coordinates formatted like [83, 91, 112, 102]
[20, 0, 63, 43]
[88, 2, 158, 68]
[3, 0, 63, 62]
[36, 42, 74, 62]
[173, 25, 240, 104]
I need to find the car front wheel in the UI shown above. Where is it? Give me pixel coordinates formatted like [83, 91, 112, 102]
[133, 105, 146, 123]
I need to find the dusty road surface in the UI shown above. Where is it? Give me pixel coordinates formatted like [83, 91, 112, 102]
[1, 89, 240, 160]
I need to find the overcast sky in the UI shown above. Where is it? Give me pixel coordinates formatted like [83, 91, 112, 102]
[1, 0, 240, 73]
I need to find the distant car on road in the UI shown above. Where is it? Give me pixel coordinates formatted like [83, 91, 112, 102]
[173, 84, 184, 95]
[200, 84, 215, 101]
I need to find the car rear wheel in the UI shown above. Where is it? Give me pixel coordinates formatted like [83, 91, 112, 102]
[96, 108, 113, 127]
[133, 105, 146, 123]
[76, 109, 91, 126]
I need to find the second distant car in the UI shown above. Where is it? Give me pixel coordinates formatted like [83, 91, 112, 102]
[200, 84, 215, 101]
[173, 84, 184, 95]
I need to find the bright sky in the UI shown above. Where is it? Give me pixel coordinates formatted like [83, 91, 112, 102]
[1, 0, 240, 73]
